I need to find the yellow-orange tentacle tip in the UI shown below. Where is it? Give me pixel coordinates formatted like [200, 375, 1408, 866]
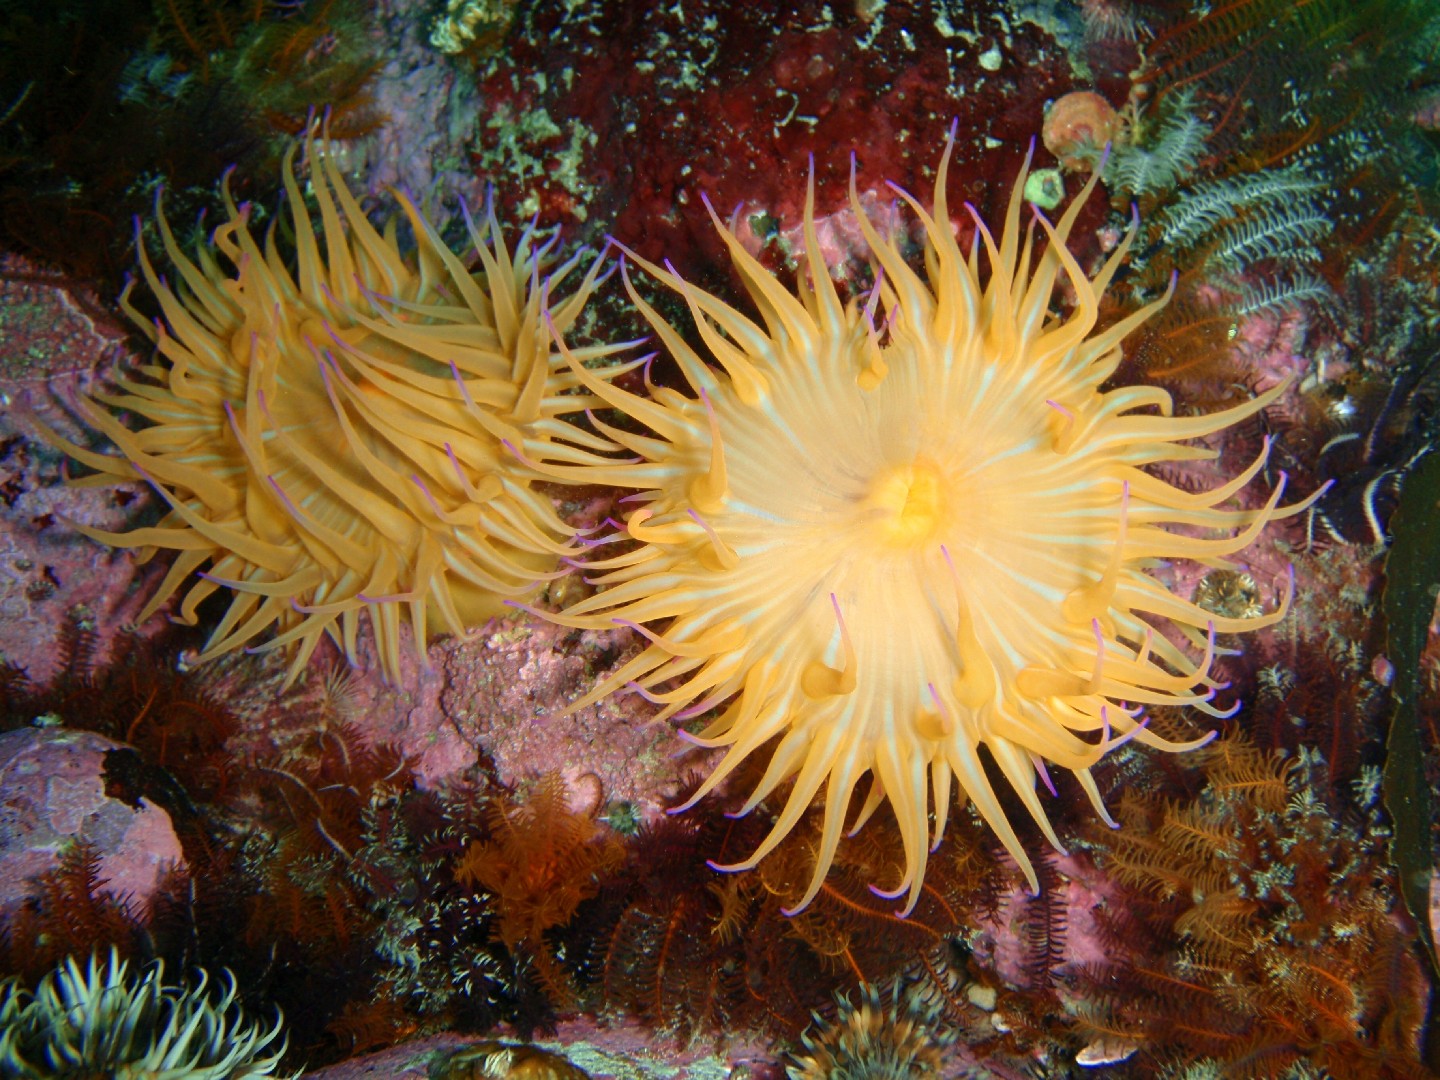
[34, 134, 629, 687]
[529, 133, 1321, 916]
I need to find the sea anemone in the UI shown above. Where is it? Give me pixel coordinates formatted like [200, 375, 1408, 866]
[37, 136, 623, 685]
[0, 949, 293, 1079]
[521, 128, 1316, 916]
[1080, 0, 1142, 43]
[787, 982, 953, 1080]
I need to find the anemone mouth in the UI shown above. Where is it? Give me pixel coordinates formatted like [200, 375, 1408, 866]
[522, 124, 1323, 917]
[861, 458, 947, 547]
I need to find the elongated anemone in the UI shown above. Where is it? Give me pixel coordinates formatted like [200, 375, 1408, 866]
[38, 136, 629, 685]
[526, 131, 1322, 916]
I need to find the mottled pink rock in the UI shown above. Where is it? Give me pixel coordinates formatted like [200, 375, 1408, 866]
[0, 726, 184, 919]
[975, 852, 1118, 993]
[343, 633, 467, 787]
[732, 186, 910, 283]
[349, 0, 486, 223]
[182, 626, 469, 790]
[0, 254, 161, 684]
[1230, 304, 1312, 392]
[182, 601, 695, 808]
[432, 616, 712, 820]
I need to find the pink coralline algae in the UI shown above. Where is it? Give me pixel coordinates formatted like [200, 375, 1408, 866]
[0, 726, 183, 919]
[0, 255, 160, 684]
[434, 618, 702, 822]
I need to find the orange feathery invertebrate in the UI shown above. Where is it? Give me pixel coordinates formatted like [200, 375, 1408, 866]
[38, 136, 625, 686]
[523, 129, 1319, 916]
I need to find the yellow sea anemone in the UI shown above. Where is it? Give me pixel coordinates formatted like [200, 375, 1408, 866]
[522, 132, 1316, 916]
[39, 139, 624, 685]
